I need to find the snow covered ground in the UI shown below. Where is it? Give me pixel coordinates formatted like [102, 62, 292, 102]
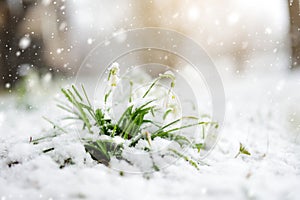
[0, 69, 300, 200]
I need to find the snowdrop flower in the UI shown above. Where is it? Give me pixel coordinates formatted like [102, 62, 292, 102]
[159, 70, 179, 120]
[110, 75, 119, 87]
[168, 102, 180, 116]
[160, 70, 175, 90]
[164, 100, 180, 120]
[107, 62, 120, 87]
[162, 70, 175, 79]
[104, 63, 120, 112]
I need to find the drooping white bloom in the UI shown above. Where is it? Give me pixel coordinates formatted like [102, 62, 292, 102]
[107, 62, 120, 87]
[167, 102, 180, 117]
[163, 70, 175, 77]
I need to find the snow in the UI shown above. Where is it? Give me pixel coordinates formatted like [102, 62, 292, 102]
[0, 69, 299, 199]
[87, 38, 93, 45]
[4, 83, 11, 89]
[19, 35, 31, 50]
[15, 51, 21, 57]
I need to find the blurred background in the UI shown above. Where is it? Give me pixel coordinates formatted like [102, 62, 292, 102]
[0, 0, 299, 91]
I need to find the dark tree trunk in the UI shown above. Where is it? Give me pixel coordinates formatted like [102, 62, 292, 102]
[0, 0, 43, 90]
[288, 0, 300, 68]
[0, 1, 11, 89]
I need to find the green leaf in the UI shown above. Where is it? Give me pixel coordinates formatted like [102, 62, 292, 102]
[194, 143, 204, 153]
[235, 143, 251, 158]
[84, 140, 122, 166]
[239, 143, 251, 156]
[169, 148, 199, 170]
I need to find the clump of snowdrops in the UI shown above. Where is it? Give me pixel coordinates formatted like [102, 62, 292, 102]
[32, 63, 218, 170]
